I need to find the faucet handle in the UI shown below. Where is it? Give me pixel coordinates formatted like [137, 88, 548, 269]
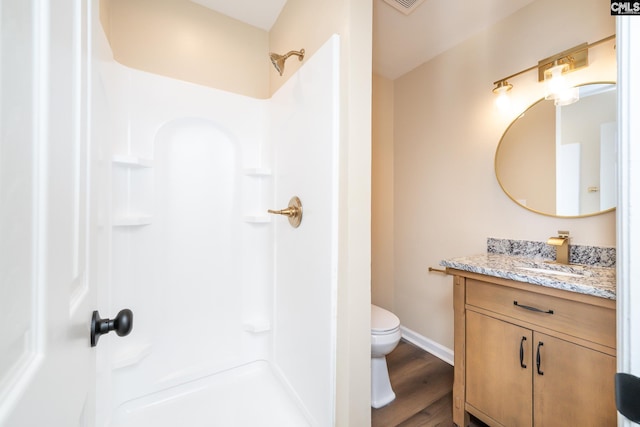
[558, 230, 570, 239]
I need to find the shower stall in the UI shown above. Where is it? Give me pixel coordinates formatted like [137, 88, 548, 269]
[95, 24, 340, 426]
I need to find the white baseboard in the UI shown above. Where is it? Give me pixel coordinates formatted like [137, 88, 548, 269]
[400, 326, 454, 366]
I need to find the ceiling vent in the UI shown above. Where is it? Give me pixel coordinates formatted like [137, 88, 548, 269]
[383, 0, 427, 15]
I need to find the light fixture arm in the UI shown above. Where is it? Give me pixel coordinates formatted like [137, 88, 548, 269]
[492, 34, 615, 89]
[492, 64, 539, 87]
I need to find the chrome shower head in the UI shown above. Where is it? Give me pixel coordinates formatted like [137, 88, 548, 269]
[269, 49, 305, 76]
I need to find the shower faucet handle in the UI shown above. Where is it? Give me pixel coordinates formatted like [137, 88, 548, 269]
[268, 196, 303, 228]
[268, 207, 298, 216]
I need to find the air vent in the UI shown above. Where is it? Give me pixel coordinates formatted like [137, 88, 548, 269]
[383, 0, 427, 15]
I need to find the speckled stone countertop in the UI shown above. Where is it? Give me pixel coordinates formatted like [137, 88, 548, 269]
[440, 239, 617, 300]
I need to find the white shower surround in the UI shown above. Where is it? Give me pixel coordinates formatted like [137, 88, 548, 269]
[100, 34, 340, 426]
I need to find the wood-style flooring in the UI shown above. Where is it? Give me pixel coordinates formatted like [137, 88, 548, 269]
[371, 339, 488, 427]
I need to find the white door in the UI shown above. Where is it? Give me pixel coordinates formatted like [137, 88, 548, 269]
[0, 0, 103, 425]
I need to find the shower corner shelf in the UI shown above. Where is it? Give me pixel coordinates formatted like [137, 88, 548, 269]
[113, 214, 152, 227]
[243, 320, 271, 333]
[112, 155, 153, 168]
[243, 215, 271, 224]
[242, 168, 272, 177]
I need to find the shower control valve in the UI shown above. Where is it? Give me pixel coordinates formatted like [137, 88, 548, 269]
[268, 196, 303, 228]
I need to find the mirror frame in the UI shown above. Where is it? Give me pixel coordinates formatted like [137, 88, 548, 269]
[494, 81, 617, 218]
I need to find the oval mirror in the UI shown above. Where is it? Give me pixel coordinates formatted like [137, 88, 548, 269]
[495, 82, 616, 218]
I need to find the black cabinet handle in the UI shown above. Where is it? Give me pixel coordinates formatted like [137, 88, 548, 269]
[520, 336, 527, 368]
[514, 301, 554, 314]
[91, 308, 133, 347]
[536, 341, 544, 375]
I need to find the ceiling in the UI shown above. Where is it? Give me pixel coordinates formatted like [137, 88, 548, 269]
[373, 0, 534, 79]
[191, 0, 535, 80]
[190, 0, 287, 30]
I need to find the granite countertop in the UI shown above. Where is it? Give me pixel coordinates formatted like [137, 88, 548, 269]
[440, 253, 616, 300]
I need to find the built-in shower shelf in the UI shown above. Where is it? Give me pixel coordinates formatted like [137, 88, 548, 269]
[243, 215, 271, 224]
[113, 214, 152, 227]
[242, 168, 272, 177]
[112, 155, 153, 168]
[112, 343, 153, 370]
[243, 320, 271, 333]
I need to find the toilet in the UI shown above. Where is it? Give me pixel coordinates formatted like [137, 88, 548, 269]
[371, 304, 401, 408]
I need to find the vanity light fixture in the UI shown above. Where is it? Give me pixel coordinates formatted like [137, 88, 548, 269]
[544, 60, 581, 106]
[492, 79, 512, 94]
[491, 34, 614, 106]
[492, 80, 513, 109]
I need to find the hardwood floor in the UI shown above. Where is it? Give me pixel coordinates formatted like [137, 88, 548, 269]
[371, 339, 488, 427]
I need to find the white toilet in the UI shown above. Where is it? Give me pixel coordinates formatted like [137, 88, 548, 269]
[371, 304, 401, 408]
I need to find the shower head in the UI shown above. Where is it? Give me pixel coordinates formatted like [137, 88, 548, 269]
[269, 49, 305, 76]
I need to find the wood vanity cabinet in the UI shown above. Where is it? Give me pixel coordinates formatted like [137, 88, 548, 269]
[451, 271, 616, 427]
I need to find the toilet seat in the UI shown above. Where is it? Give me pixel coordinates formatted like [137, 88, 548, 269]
[371, 304, 400, 335]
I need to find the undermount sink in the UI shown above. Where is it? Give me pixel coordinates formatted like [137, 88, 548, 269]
[516, 266, 584, 278]
[513, 261, 590, 278]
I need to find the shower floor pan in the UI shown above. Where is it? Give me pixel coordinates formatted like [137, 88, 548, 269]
[110, 361, 311, 427]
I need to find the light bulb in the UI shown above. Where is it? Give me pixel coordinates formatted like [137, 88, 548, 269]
[544, 63, 569, 101]
[492, 80, 512, 111]
[554, 86, 580, 106]
[495, 91, 511, 110]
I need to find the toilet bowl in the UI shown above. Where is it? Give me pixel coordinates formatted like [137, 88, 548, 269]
[371, 304, 401, 409]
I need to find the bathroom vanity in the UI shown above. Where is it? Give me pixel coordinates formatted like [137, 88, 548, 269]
[441, 252, 616, 427]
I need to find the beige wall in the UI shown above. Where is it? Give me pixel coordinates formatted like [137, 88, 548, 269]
[101, 0, 270, 98]
[382, 0, 616, 351]
[372, 74, 394, 311]
[102, 0, 373, 424]
[269, 0, 343, 94]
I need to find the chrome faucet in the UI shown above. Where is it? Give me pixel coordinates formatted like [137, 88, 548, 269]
[547, 230, 570, 264]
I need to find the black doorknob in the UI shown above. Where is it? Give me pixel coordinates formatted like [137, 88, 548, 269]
[91, 308, 133, 347]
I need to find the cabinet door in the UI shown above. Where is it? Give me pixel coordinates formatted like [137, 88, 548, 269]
[533, 332, 616, 427]
[466, 311, 533, 427]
